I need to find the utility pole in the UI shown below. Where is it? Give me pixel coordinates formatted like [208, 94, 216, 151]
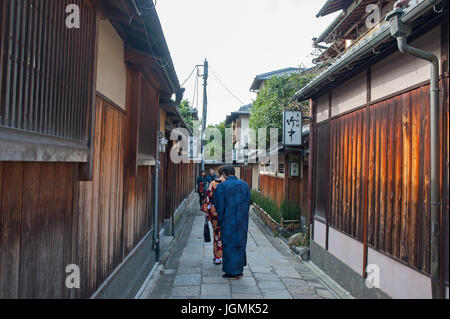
[201, 59, 208, 171]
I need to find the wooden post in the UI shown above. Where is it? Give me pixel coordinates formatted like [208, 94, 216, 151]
[308, 99, 316, 237]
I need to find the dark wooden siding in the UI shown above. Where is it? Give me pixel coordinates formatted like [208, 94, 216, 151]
[0, 95, 198, 298]
[315, 78, 449, 276]
[329, 109, 366, 240]
[366, 86, 432, 272]
[138, 78, 158, 158]
[0, 162, 77, 298]
[123, 166, 153, 256]
[162, 140, 196, 225]
[0, 0, 96, 142]
[75, 96, 126, 296]
[314, 122, 330, 220]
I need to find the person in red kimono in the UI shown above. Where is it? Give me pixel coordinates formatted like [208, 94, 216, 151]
[202, 167, 225, 265]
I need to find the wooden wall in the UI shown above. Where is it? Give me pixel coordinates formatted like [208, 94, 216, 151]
[329, 109, 366, 241]
[162, 141, 196, 225]
[69, 96, 126, 297]
[0, 162, 77, 299]
[313, 78, 449, 280]
[0, 95, 197, 298]
[123, 166, 153, 256]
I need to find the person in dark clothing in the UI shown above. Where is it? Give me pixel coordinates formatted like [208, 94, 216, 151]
[213, 165, 250, 280]
[206, 169, 217, 183]
[196, 171, 208, 208]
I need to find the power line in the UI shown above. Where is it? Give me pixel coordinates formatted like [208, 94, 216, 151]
[181, 65, 199, 87]
[190, 69, 199, 109]
[210, 68, 246, 105]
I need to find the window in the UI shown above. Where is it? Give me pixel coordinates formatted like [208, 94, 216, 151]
[0, 0, 96, 146]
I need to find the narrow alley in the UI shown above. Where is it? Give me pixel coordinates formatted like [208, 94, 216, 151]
[145, 201, 349, 300]
[0, 0, 448, 303]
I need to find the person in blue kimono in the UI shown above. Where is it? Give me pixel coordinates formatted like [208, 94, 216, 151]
[213, 165, 251, 280]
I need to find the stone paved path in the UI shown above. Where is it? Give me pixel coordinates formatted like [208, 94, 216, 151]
[148, 209, 342, 299]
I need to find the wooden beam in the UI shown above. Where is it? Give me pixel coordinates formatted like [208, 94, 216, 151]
[79, 9, 100, 181]
[308, 99, 317, 234]
[125, 67, 142, 178]
[362, 67, 371, 278]
[125, 49, 173, 97]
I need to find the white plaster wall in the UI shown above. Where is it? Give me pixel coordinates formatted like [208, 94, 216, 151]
[96, 19, 127, 110]
[371, 26, 441, 101]
[367, 247, 432, 299]
[313, 219, 326, 249]
[328, 227, 364, 275]
[251, 164, 259, 191]
[331, 70, 367, 117]
[316, 94, 329, 123]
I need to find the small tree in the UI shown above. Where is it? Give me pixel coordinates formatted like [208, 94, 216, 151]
[206, 121, 229, 161]
[249, 72, 313, 142]
[178, 100, 197, 132]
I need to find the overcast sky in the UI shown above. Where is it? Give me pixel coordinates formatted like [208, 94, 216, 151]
[156, 0, 339, 125]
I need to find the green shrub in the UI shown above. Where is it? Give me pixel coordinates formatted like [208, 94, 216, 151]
[280, 200, 301, 221]
[251, 190, 281, 223]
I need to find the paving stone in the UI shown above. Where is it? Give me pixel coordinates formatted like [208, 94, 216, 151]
[261, 289, 292, 299]
[286, 285, 316, 296]
[233, 294, 264, 299]
[243, 269, 252, 276]
[248, 264, 273, 274]
[291, 293, 323, 300]
[149, 207, 343, 300]
[316, 288, 338, 299]
[257, 280, 286, 290]
[200, 295, 232, 300]
[161, 268, 177, 275]
[307, 279, 326, 289]
[230, 276, 257, 287]
[177, 266, 202, 274]
[201, 284, 231, 298]
[202, 276, 230, 284]
[173, 273, 202, 286]
[171, 286, 200, 298]
[202, 269, 224, 276]
[253, 273, 279, 282]
[275, 269, 302, 279]
[280, 278, 309, 288]
[231, 284, 260, 294]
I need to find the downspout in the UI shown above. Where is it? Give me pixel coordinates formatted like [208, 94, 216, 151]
[386, 4, 442, 299]
[154, 109, 161, 261]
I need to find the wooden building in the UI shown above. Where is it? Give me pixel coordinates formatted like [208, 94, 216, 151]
[0, 0, 196, 298]
[293, 0, 449, 299]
